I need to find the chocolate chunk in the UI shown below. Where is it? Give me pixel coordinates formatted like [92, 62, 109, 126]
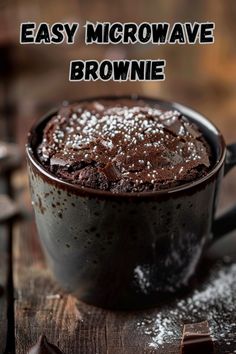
[27, 335, 63, 354]
[50, 151, 86, 169]
[50, 155, 69, 169]
[163, 116, 184, 136]
[0, 195, 19, 223]
[181, 321, 215, 354]
[184, 123, 202, 138]
[77, 166, 109, 190]
[101, 162, 121, 181]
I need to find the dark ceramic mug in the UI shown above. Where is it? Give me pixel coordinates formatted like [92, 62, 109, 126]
[26, 96, 236, 309]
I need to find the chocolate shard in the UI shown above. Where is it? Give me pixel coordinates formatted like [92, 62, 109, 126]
[27, 335, 63, 354]
[184, 123, 202, 138]
[163, 117, 184, 136]
[181, 321, 215, 354]
[101, 162, 121, 181]
[50, 155, 69, 168]
[0, 195, 19, 223]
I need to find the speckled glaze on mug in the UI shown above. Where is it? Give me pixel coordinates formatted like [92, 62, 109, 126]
[26, 96, 236, 309]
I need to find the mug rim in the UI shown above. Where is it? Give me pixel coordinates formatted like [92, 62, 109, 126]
[26, 95, 226, 199]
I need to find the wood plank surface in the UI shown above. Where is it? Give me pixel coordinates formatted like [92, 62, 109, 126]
[0, 228, 8, 354]
[0, 179, 9, 354]
[0, 169, 17, 354]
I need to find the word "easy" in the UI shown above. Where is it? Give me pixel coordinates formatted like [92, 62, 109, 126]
[20, 22, 79, 44]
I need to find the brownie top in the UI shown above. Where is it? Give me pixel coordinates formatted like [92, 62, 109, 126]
[37, 98, 211, 193]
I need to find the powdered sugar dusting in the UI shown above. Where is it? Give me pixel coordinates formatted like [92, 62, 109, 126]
[137, 262, 236, 351]
[38, 99, 211, 192]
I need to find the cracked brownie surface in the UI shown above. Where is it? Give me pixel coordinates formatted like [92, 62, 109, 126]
[37, 98, 211, 192]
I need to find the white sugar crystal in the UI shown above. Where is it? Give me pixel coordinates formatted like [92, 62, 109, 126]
[137, 263, 236, 349]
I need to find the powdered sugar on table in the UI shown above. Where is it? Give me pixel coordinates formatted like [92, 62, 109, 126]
[137, 260, 236, 352]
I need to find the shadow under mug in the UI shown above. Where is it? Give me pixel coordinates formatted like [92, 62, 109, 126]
[26, 96, 236, 309]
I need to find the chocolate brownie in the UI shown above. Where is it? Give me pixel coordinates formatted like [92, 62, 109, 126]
[37, 98, 211, 192]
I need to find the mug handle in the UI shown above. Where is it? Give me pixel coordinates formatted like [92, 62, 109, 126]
[212, 143, 236, 241]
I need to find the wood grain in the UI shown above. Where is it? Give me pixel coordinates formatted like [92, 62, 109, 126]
[0, 228, 8, 354]
[12, 170, 181, 354]
[0, 174, 15, 354]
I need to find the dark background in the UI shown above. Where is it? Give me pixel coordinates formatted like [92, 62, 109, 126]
[1, 0, 236, 209]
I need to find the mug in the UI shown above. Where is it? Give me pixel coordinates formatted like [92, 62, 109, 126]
[26, 96, 236, 309]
